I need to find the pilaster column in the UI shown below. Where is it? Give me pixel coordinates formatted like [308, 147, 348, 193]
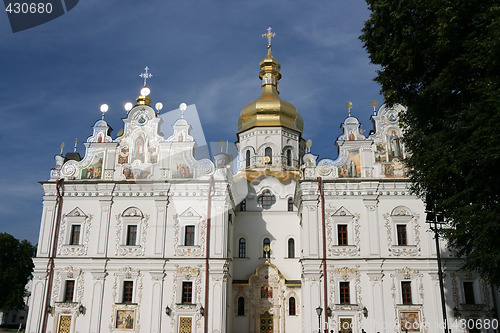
[363, 197, 380, 256]
[89, 271, 107, 333]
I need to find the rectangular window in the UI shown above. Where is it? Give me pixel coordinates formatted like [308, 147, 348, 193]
[126, 225, 137, 246]
[182, 282, 193, 304]
[338, 224, 348, 246]
[401, 281, 412, 304]
[463, 282, 475, 304]
[339, 282, 350, 304]
[184, 226, 195, 246]
[70, 225, 81, 245]
[397, 224, 407, 246]
[123, 281, 133, 303]
[64, 280, 75, 302]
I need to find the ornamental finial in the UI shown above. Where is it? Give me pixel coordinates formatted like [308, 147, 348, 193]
[139, 66, 153, 87]
[262, 26, 276, 49]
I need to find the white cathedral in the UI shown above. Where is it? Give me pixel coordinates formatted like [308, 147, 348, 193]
[26, 30, 499, 333]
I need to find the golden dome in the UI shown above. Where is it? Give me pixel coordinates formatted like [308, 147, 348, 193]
[238, 47, 303, 133]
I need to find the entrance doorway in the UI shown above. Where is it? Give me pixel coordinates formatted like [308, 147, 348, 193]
[260, 311, 273, 333]
[339, 317, 353, 333]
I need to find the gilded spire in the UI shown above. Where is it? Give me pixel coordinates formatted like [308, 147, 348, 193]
[237, 27, 303, 134]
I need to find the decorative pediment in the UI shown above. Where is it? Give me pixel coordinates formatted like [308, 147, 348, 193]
[179, 207, 201, 218]
[391, 206, 412, 216]
[332, 206, 353, 217]
[122, 207, 143, 218]
[66, 207, 87, 218]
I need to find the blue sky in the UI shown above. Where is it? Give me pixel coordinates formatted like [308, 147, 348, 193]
[0, 1, 382, 244]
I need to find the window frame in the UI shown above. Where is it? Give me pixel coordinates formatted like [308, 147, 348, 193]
[123, 280, 134, 303]
[289, 297, 296, 316]
[396, 224, 408, 246]
[287, 197, 294, 212]
[257, 191, 276, 210]
[126, 224, 138, 246]
[69, 224, 81, 246]
[182, 281, 193, 304]
[463, 281, 475, 305]
[339, 282, 350, 304]
[184, 225, 196, 246]
[337, 224, 348, 246]
[287, 238, 295, 258]
[238, 238, 246, 258]
[245, 150, 251, 168]
[63, 280, 75, 302]
[401, 281, 412, 304]
[237, 296, 245, 316]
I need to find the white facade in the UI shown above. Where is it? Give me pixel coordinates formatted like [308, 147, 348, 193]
[26, 48, 499, 333]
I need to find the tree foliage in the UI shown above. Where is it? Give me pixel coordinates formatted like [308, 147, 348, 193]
[0, 233, 36, 310]
[360, 0, 500, 284]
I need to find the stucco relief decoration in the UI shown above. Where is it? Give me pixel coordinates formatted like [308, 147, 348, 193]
[172, 208, 206, 257]
[52, 266, 84, 310]
[170, 265, 203, 330]
[316, 159, 335, 177]
[57, 207, 92, 256]
[384, 207, 421, 257]
[114, 207, 149, 256]
[391, 268, 426, 332]
[330, 266, 362, 312]
[327, 207, 360, 256]
[110, 267, 143, 332]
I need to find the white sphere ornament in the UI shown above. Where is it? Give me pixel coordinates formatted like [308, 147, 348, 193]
[155, 102, 163, 111]
[100, 104, 109, 113]
[179, 103, 187, 111]
[124, 102, 133, 111]
[140, 87, 151, 96]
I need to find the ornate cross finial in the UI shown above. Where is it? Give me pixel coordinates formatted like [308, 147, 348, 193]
[262, 26, 276, 49]
[139, 66, 153, 87]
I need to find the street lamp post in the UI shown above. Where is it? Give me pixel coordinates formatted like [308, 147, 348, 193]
[316, 306, 323, 333]
[425, 208, 450, 333]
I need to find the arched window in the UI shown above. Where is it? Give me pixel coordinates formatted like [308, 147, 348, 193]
[238, 238, 246, 258]
[263, 238, 271, 257]
[288, 198, 294, 212]
[288, 238, 295, 258]
[237, 296, 245, 316]
[265, 147, 273, 164]
[286, 149, 292, 167]
[289, 297, 296, 315]
[257, 191, 276, 209]
[240, 199, 246, 212]
[245, 150, 251, 168]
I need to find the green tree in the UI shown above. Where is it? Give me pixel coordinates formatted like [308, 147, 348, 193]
[0, 233, 36, 310]
[360, 0, 500, 284]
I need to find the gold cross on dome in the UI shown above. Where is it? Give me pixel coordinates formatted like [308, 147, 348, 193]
[139, 66, 153, 86]
[262, 26, 276, 49]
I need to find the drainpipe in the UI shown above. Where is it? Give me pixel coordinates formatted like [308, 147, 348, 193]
[41, 179, 64, 333]
[204, 176, 214, 333]
[317, 177, 328, 332]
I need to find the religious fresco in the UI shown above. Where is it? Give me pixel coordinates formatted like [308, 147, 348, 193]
[173, 164, 192, 178]
[80, 152, 103, 179]
[387, 130, 403, 161]
[132, 133, 146, 163]
[338, 151, 361, 178]
[118, 146, 129, 165]
[399, 311, 421, 332]
[260, 285, 272, 298]
[123, 166, 151, 180]
[374, 143, 388, 163]
[116, 309, 135, 329]
[383, 160, 407, 178]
